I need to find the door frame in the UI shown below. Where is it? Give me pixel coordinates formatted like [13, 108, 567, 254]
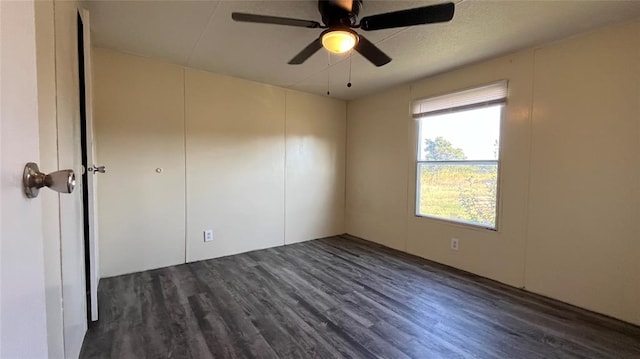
[78, 8, 99, 322]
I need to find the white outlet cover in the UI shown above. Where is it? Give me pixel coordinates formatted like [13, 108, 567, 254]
[451, 238, 459, 250]
[204, 229, 213, 242]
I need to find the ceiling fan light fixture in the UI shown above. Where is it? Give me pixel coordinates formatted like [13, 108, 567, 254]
[321, 30, 357, 54]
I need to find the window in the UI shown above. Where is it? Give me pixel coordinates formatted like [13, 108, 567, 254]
[413, 81, 507, 229]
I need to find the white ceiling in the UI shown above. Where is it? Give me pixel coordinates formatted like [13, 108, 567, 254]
[85, 0, 640, 100]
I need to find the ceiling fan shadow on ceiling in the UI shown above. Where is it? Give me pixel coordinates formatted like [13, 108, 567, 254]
[232, 0, 455, 67]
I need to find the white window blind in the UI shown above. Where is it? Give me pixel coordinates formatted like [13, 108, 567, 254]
[412, 80, 508, 118]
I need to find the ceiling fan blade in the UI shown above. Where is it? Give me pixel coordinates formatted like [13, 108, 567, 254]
[232, 13, 321, 29]
[354, 34, 391, 67]
[359, 2, 454, 31]
[288, 38, 323, 65]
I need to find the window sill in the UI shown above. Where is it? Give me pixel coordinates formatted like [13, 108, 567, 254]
[413, 213, 498, 232]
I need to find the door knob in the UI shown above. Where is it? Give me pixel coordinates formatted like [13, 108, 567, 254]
[23, 162, 75, 199]
[87, 165, 106, 174]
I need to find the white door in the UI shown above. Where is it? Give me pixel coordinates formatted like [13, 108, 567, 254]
[79, 8, 100, 322]
[53, 1, 89, 356]
[0, 0, 50, 357]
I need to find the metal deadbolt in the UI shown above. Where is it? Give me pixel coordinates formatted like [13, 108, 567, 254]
[87, 165, 106, 174]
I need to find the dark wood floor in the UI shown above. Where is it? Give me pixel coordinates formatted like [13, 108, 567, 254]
[80, 235, 640, 359]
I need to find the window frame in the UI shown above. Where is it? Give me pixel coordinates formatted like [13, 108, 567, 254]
[413, 92, 506, 231]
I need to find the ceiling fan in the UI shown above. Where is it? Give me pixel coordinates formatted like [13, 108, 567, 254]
[232, 0, 455, 67]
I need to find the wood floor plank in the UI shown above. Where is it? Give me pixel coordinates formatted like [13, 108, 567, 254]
[80, 236, 640, 359]
[210, 259, 372, 359]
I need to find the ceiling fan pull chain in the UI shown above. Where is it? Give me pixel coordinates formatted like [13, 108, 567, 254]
[327, 52, 331, 95]
[347, 52, 353, 88]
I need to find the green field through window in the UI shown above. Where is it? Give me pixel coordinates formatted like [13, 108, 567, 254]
[417, 163, 497, 228]
[415, 103, 503, 229]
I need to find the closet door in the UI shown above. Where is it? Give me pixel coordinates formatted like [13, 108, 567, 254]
[94, 48, 185, 277]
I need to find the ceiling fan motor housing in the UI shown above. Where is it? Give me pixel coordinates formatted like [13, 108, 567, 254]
[319, 0, 363, 27]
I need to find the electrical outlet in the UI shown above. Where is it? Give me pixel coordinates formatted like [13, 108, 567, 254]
[451, 238, 459, 251]
[204, 229, 213, 242]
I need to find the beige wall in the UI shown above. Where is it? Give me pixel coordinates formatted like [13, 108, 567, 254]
[94, 49, 346, 275]
[524, 21, 640, 325]
[346, 20, 640, 325]
[285, 90, 346, 244]
[346, 86, 411, 252]
[185, 69, 286, 261]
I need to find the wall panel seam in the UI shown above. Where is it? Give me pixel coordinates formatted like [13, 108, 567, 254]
[521, 50, 537, 290]
[283, 91, 287, 245]
[183, 67, 188, 263]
